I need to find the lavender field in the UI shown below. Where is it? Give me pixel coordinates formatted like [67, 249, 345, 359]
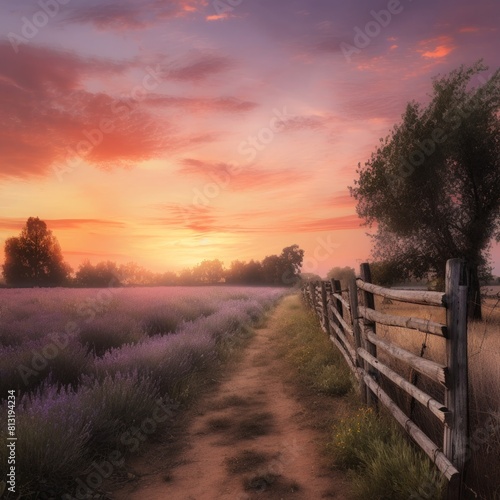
[0, 286, 286, 498]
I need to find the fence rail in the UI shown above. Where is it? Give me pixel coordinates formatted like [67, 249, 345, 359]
[301, 259, 469, 499]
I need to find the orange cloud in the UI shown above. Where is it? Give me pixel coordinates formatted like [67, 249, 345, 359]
[0, 42, 224, 178]
[206, 13, 230, 21]
[417, 36, 456, 59]
[0, 218, 126, 232]
[157, 204, 362, 234]
[178, 159, 308, 191]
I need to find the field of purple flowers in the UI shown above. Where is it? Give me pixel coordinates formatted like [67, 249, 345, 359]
[0, 286, 286, 498]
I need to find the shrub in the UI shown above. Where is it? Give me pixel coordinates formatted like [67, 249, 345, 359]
[48, 339, 91, 389]
[79, 372, 162, 453]
[79, 317, 145, 356]
[0, 385, 91, 496]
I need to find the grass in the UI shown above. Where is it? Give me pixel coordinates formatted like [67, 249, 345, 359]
[375, 292, 500, 499]
[274, 297, 353, 396]
[327, 406, 445, 499]
[280, 293, 447, 499]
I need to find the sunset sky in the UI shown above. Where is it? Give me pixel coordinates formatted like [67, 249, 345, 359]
[1, 0, 499, 277]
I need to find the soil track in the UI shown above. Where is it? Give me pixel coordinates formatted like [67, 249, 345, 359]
[113, 295, 350, 499]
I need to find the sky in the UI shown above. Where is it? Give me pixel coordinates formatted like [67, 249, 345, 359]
[0, 0, 499, 278]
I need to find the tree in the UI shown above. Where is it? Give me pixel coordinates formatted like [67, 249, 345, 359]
[350, 62, 500, 319]
[75, 260, 121, 287]
[369, 261, 404, 287]
[262, 245, 304, 286]
[2, 217, 71, 286]
[261, 254, 284, 285]
[192, 259, 224, 284]
[326, 266, 355, 286]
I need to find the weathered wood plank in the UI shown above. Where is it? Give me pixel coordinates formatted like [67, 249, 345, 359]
[444, 259, 469, 500]
[360, 263, 378, 408]
[362, 374, 459, 483]
[358, 306, 447, 337]
[332, 292, 350, 310]
[320, 281, 331, 336]
[348, 276, 367, 404]
[329, 304, 354, 337]
[329, 319, 357, 361]
[329, 335, 360, 380]
[365, 329, 449, 386]
[358, 348, 450, 424]
[356, 278, 446, 307]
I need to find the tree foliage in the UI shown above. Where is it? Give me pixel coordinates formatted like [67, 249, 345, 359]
[192, 259, 225, 284]
[75, 260, 121, 287]
[350, 62, 500, 318]
[326, 266, 355, 286]
[2, 217, 71, 287]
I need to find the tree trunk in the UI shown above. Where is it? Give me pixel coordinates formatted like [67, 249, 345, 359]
[467, 264, 482, 320]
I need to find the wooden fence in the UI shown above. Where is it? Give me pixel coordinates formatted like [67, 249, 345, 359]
[301, 259, 469, 499]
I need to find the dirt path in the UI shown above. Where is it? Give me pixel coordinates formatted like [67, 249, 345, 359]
[113, 295, 350, 499]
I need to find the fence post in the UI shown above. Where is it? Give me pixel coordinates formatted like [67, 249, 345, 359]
[309, 281, 316, 310]
[444, 259, 469, 500]
[320, 281, 330, 335]
[360, 263, 379, 408]
[348, 276, 367, 404]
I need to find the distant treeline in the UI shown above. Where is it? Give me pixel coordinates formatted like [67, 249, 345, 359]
[71, 244, 304, 287]
[1, 217, 305, 288]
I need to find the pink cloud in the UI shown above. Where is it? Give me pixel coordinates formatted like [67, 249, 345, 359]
[0, 42, 219, 178]
[64, 0, 208, 30]
[166, 55, 234, 82]
[145, 95, 258, 113]
[179, 159, 308, 191]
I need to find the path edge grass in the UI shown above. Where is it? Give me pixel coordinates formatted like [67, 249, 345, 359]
[272, 293, 447, 500]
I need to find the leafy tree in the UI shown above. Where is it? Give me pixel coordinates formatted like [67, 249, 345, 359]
[2, 217, 71, 286]
[192, 259, 224, 284]
[262, 245, 304, 286]
[75, 260, 121, 287]
[225, 260, 247, 284]
[261, 254, 283, 285]
[350, 62, 500, 319]
[178, 268, 194, 285]
[369, 261, 404, 287]
[326, 266, 355, 286]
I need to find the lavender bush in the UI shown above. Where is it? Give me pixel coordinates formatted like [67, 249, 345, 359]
[0, 286, 286, 497]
